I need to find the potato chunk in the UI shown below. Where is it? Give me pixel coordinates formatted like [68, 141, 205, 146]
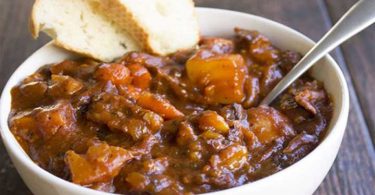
[198, 111, 229, 134]
[186, 54, 247, 104]
[248, 106, 295, 144]
[210, 144, 248, 172]
[65, 143, 133, 185]
[10, 112, 39, 145]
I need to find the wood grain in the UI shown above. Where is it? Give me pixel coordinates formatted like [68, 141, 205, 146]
[0, 0, 374, 194]
[315, 1, 375, 194]
[0, 0, 46, 194]
[325, 0, 375, 145]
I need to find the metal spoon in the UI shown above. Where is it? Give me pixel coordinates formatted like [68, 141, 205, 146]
[260, 0, 375, 105]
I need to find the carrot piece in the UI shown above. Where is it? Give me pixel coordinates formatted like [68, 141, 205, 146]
[94, 63, 131, 85]
[137, 92, 184, 120]
[128, 64, 152, 89]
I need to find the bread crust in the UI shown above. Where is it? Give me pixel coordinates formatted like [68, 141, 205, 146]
[53, 39, 102, 61]
[93, 0, 199, 55]
[91, 0, 152, 53]
[30, 0, 41, 39]
[29, 0, 199, 61]
[29, 0, 139, 62]
[30, 0, 105, 61]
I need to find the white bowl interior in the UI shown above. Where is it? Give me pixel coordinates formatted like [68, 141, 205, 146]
[0, 8, 349, 195]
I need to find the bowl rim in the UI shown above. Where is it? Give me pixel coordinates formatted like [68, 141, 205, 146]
[0, 7, 349, 195]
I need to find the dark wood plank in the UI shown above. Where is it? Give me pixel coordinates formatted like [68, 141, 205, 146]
[325, 0, 375, 145]
[0, 1, 49, 92]
[0, 0, 374, 195]
[0, 0, 48, 194]
[315, 2, 375, 194]
[196, 0, 328, 40]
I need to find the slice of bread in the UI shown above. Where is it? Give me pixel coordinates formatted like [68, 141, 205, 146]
[90, 0, 200, 55]
[31, 0, 140, 62]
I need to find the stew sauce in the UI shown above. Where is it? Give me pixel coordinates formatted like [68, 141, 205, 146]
[9, 28, 332, 194]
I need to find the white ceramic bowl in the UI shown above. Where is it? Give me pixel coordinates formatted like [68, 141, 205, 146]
[0, 8, 349, 195]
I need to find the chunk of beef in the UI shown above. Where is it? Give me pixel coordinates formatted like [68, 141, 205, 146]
[11, 101, 76, 141]
[280, 132, 318, 166]
[48, 75, 84, 98]
[294, 81, 327, 115]
[87, 93, 163, 140]
[35, 101, 76, 140]
[199, 37, 234, 55]
[234, 28, 279, 65]
[19, 81, 48, 99]
[50, 59, 98, 80]
[120, 52, 170, 68]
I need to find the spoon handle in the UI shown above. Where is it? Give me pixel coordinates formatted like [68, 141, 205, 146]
[261, 0, 375, 105]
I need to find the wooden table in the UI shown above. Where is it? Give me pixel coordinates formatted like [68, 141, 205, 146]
[0, 0, 374, 194]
